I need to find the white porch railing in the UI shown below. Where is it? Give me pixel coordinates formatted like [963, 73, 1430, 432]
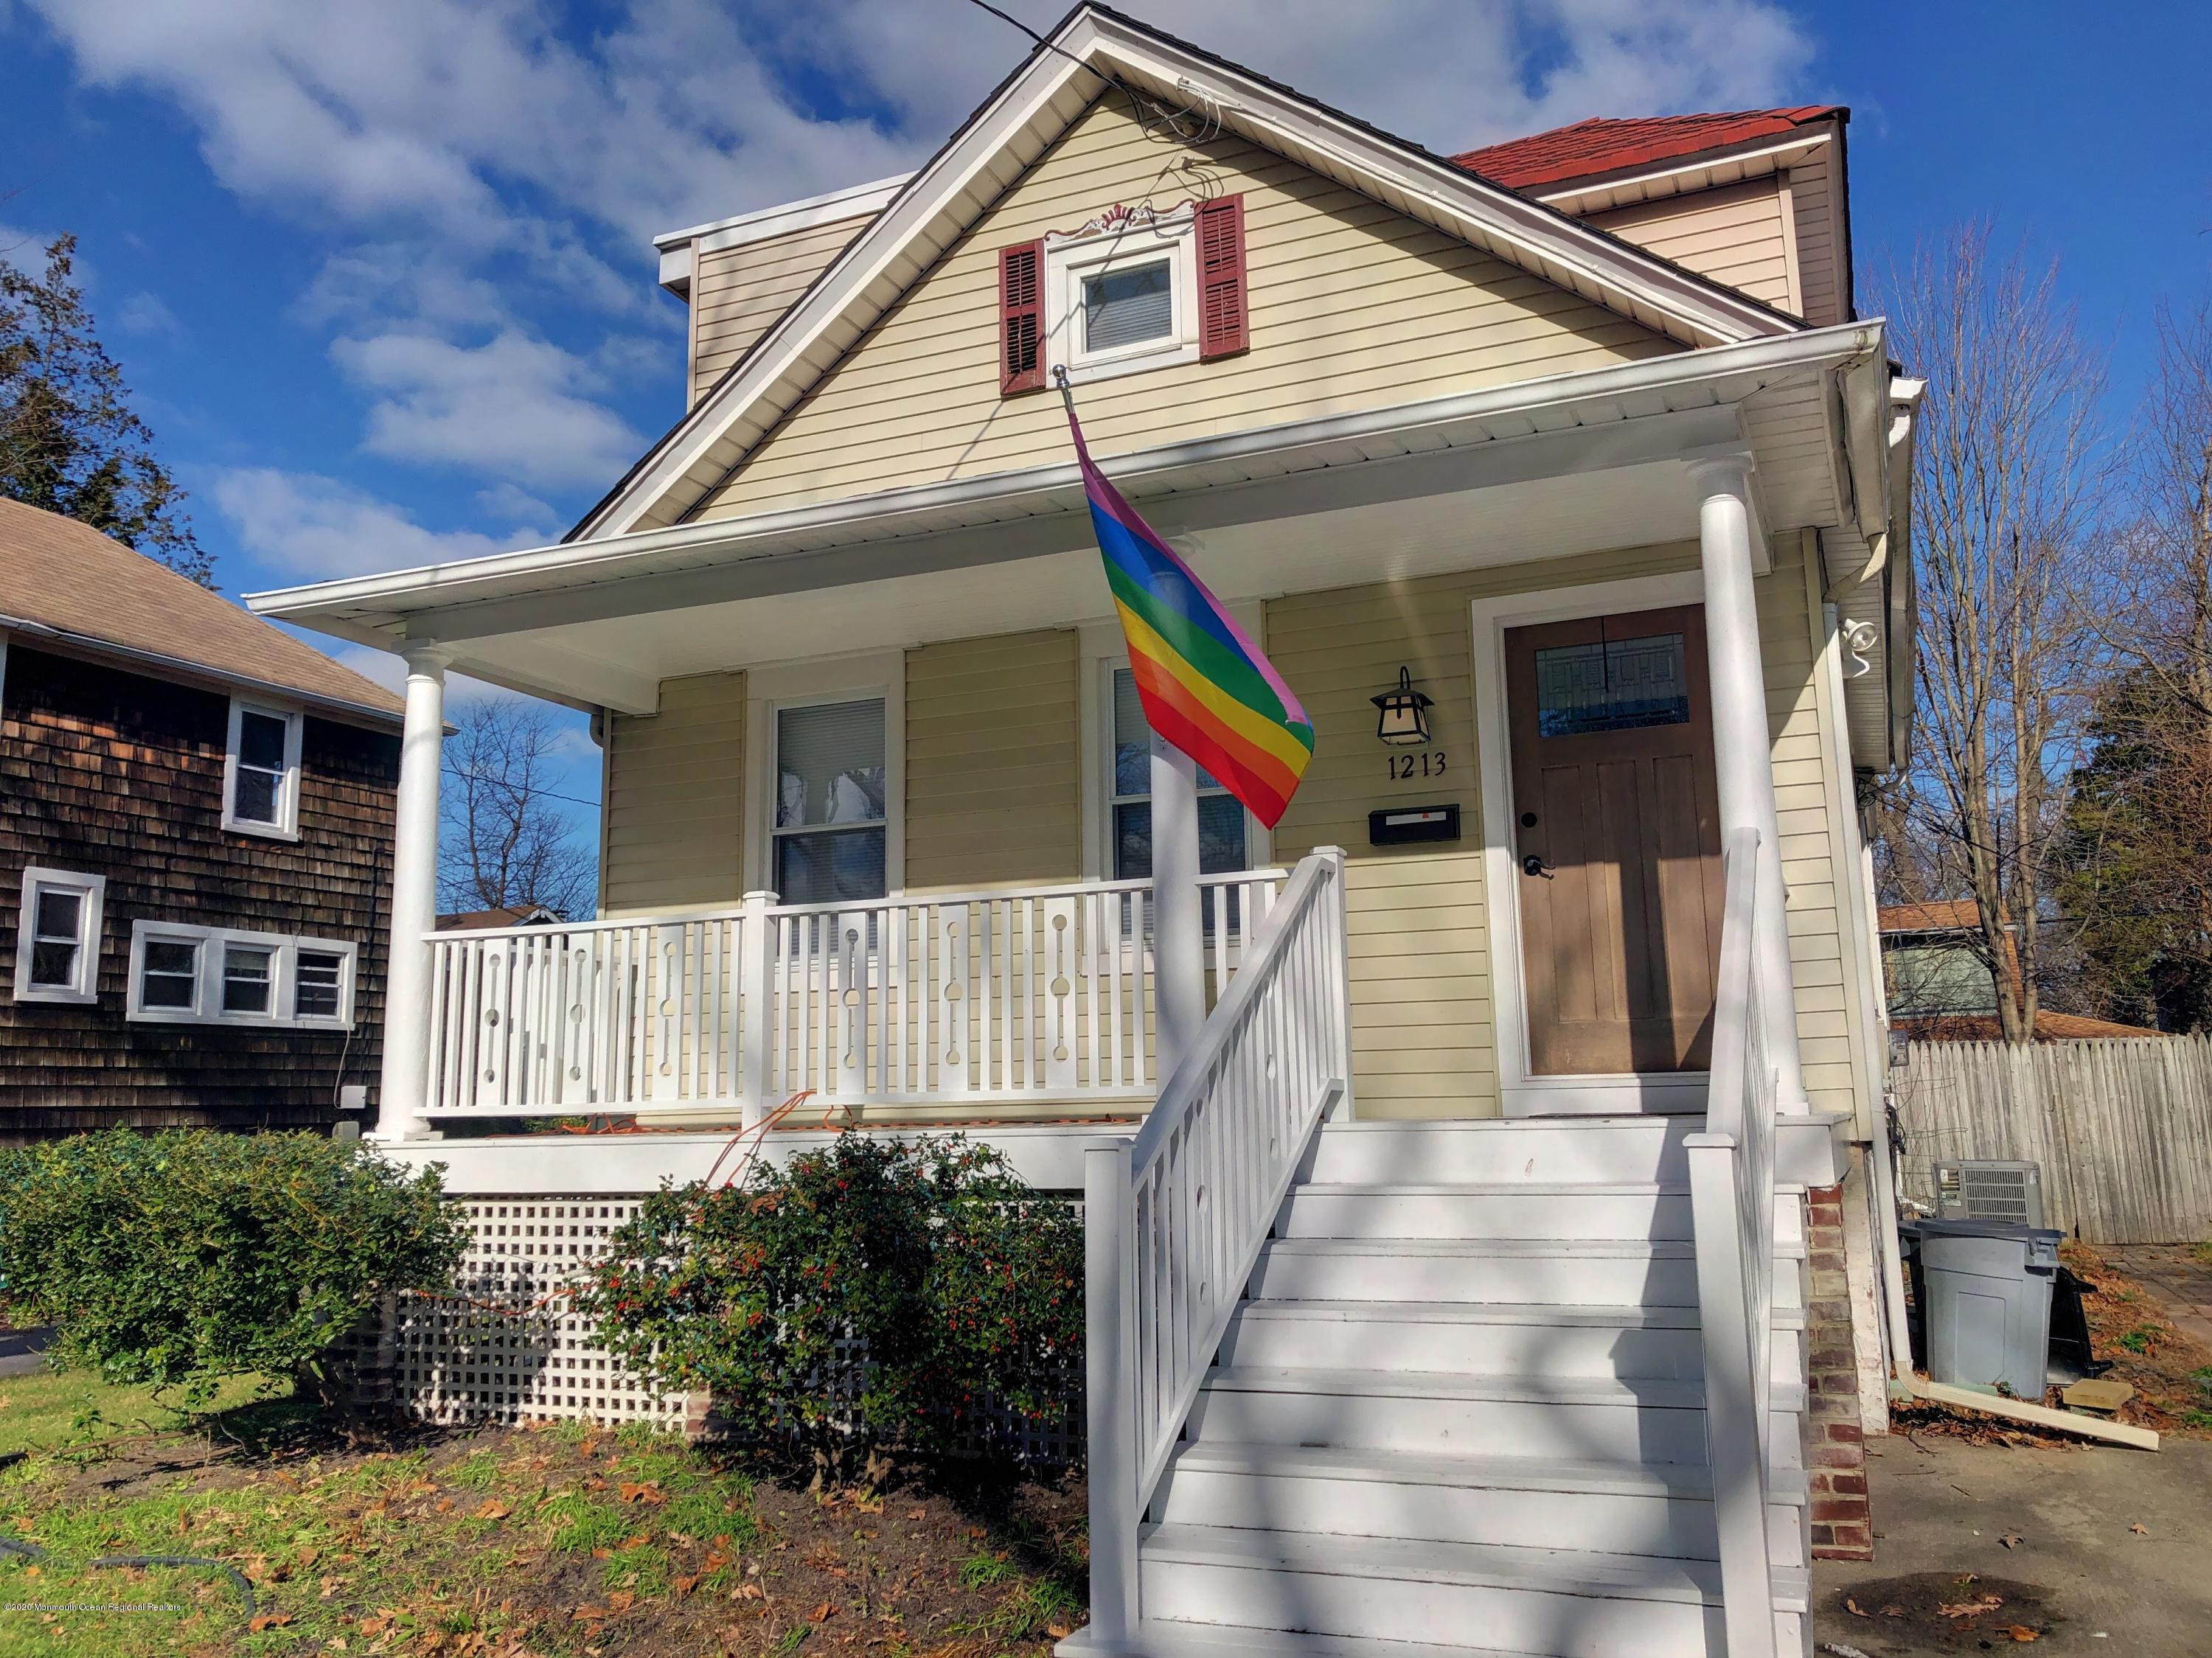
[421, 868, 1287, 1118]
[1081, 848, 1352, 1643]
[1686, 827, 1781, 1658]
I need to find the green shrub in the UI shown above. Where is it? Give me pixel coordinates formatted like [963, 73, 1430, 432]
[0, 1129, 466, 1403]
[577, 1132, 1082, 1466]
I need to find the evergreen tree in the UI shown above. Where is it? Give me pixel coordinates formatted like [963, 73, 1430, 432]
[0, 234, 210, 585]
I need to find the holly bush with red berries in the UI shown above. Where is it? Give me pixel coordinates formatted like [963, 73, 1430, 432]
[577, 1132, 1082, 1465]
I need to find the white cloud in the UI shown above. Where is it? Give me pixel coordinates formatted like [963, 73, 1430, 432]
[332, 330, 644, 487]
[213, 466, 532, 581]
[117, 291, 186, 340]
[474, 481, 558, 531]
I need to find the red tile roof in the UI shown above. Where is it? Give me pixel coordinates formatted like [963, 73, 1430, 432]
[1455, 107, 1843, 192]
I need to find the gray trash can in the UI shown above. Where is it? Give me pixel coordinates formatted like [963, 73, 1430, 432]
[1914, 1219, 2063, 1397]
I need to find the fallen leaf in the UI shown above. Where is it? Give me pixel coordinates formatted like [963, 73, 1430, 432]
[2000, 1533, 2024, 1549]
[619, 1481, 667, 1505]
[473, 1499, 513, 1522]
[358, 1612, 395, 1637]
[434, 1497, 456, 1514]
[2007, 1629, 2041, 1643]
[1939, 1595, 2005, 1619]
[1845, 1598, 1870, 1617]
[248, 1612, 294, 1632]
[905, 1509, 927, 1522]
[571, 1604, 608, 1623]
[735, 1583, 765, 1602]
[2129, 1523, 2149, 1536]
[618, 1533, 653, 1551]
[296, 1545, 320, 1570]
[1047, 1623, 1076, 1640]
[672, 1572, 701, 1596]
[608, 1590, 636, 1612]
[1880, 1604, 1905, 1617]
[810, 1600, 836, 1622]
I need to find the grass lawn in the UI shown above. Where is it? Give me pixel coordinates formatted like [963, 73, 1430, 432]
[0, 1367, 1086, 1657]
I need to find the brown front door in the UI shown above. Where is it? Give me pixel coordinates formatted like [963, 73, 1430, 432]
[1505, 604, 1725, 1076]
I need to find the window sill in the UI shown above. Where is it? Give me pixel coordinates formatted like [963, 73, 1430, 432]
[126, 1009, 352, 1031]
[221, 818, 303, 843]
[10, 985, 98, 1006]
[1055, 339, 1200, 388]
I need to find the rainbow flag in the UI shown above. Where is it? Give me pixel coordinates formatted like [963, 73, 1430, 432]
[1064, 401, 1313, 829]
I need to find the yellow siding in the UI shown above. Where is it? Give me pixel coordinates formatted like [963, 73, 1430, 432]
[689, 215, 870, 408]
[695, 95, 1678, 522]
[601, 672, 746, 916]
[1785, 146, 1847, 327]
[1587, 181, 1796, 316]
[905, 629, 1082, 891]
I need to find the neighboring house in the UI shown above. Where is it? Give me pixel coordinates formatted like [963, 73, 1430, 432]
[1881, 899, 2159, 1041]
[254, 12, 1919, 1653]
[0, 499, 404, 1140]
[437, 905, 563, 932]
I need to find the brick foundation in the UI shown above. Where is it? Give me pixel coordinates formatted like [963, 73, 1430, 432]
[1802, 1182, 1874, 1559]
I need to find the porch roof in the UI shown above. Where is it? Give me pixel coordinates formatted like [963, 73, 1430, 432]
[247, 321, 1911, 764]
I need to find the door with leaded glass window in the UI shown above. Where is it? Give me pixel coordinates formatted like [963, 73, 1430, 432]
[1504, 604, 1725, 1076]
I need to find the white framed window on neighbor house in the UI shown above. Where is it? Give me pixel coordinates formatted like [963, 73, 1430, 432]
[12, 865, 105, 1004]
[746, 653, 905, 909]
[126, 921, 357, 1029]
[223, 699, 304, 839]
[1046, 211, 1199, 385]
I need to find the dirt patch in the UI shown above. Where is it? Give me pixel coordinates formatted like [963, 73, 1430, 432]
[2062, 1242, 2212, 1437]
[1825, 1572, 2057, 1652]
[0, 1405, 1089, 1657]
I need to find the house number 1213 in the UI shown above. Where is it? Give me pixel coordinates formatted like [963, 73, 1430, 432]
[1387, 750, 1447, 780]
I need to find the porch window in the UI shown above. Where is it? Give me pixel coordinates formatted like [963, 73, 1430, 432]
[773, 699, 888, 906]
[1110, 667, 1247, 881]
[12, 866, 105, 1005]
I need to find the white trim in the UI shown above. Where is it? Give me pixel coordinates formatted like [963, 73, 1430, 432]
[125, 919, 358, 1029]
[245, 322, 1881, 633]
[654, 175, 911, 257]
[1470, 568, 1712, 1115]
[222, 697, 305, 840]
[1046, 210, 1199, 386]
[570, 6, 1795, 543]
[12, 865, 105, 1005]
[1529, 130, 1833, 214]
[0, 627, 10, 725]
[742, 650, 905, 897]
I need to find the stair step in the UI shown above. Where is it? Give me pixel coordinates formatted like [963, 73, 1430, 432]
[1249, 1237, 1702, 1308]
[1218, 1299, 1705, 1379]
[1186, 1366, 1804, 1462]
[1303, 1118, 1691, 1186]
[1138, 1525, 1810, 1656]
[1157, 1442, 1806, 1563]
[1276, 1182, 1694, 1242]
[1058, 1620, 1561, 1657]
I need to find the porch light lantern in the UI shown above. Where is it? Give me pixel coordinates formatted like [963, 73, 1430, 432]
[1371, 666, 1434, 747]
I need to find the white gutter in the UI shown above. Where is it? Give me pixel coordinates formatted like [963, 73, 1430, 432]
[249, 319, 1883, 630]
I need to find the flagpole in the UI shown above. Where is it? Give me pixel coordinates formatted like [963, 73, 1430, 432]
[1056, 366, 1206, 1082]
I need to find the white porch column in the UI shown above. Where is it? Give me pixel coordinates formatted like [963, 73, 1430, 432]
[375, 643, 450, 1141]
[1689, 454, 1808, 1111]
[1150, 736, 1206, 1084]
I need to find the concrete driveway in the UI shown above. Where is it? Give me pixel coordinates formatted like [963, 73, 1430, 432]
[1814, 1431, 2212, 1655]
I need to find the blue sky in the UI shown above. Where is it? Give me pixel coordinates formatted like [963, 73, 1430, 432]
[5, 0, 2208, 854]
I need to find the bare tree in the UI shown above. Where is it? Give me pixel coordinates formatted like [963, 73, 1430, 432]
[2059, 299, 2212, 1026]
[1879, 223, 2110, 1042]
[438, 697, 597, 919]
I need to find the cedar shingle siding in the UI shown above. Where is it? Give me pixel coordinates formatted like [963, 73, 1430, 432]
[0, 646, 399, 1140]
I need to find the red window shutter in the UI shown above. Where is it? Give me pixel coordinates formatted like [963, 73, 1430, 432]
[1196, 194, 1248, 360]
[998, 240, 1045, 394]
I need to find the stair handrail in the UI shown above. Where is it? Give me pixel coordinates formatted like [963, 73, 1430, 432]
[1688, 826, 1781, 1657]
[1082, 846, 1352, 1645]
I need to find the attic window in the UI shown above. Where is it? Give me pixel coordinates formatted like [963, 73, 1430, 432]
[1015, 194, 1248, 391]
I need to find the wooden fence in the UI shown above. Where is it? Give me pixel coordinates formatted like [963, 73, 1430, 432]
[1893, 1035, 2212, 1244]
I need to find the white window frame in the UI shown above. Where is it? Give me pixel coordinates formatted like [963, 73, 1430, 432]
[743, 652, 906, 900]
[223, 698, 305, 840]
[1077, 619, 1269, 882]
[126, 920, 357, 1029]
[12, 865, 105, 1005]
[1045, 209, 1199, 387]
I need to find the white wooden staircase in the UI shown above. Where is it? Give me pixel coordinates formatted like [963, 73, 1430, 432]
[1065, 834, 1808, 1658]
[1085, 1117, 1812, 1657]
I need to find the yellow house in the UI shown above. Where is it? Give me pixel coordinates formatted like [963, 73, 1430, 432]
[255, 11, 1918, 1654]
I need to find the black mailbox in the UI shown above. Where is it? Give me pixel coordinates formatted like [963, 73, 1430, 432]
[1368, 804, 1460, 846]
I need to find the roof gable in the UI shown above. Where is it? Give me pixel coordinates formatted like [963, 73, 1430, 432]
[0, 498, 403, 721]
[575, 3, 1799, 543]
